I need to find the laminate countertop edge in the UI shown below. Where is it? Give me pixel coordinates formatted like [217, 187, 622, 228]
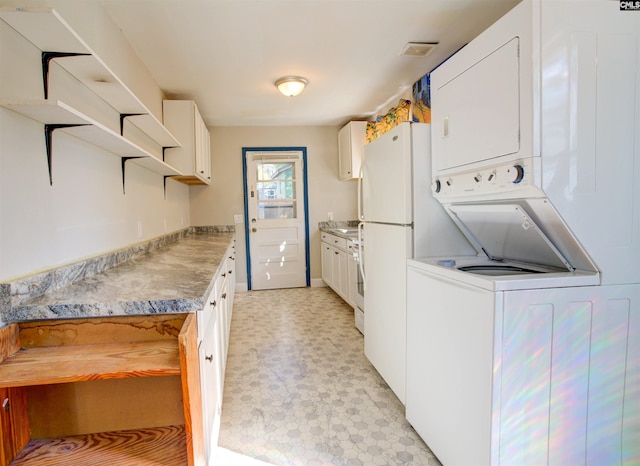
[1, 227, 235, 323]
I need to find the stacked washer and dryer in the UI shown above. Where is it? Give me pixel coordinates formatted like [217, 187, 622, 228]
[406, 1, 640, 465]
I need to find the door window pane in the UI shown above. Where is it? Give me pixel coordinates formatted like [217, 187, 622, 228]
[258, 200, 296, 219]
[255, 161, 297, 219]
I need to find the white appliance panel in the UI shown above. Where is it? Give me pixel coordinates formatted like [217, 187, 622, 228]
[411, 124, 475, 258]
[362, 124, 412, 225]
[407, 259, 640, 466]
[539, 2, 640, 285]
[406, 263, 497, 466]
[363, 222, 412, 404]
[431, 0, 534, 177]
[431, 0, 640, 285]
[433, 37, 520, 172]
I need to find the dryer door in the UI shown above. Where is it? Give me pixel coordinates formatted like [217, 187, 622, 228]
[432, 37, 520, 173]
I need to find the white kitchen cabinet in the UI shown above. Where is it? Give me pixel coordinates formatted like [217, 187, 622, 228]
[321, 241, 334, 288]
[338, 121, 367, 180]
[197, 239, 236, 465]
[320, 232, 351, 302]
[198, 307, 222, 461]
[163, 100, 211, 185]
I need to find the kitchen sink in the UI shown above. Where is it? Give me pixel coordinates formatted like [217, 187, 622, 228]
[330, 228, 359, 235]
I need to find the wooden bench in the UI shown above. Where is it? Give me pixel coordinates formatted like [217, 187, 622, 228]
[0, 314, 203, 466]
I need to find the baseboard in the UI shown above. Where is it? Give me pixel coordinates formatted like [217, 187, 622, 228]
[234, 280, 326, 292]
[234, 282, 248, 293]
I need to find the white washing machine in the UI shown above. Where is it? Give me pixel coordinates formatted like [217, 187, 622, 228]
[405, 1, 640, 465]
[406, 209, 639, 465]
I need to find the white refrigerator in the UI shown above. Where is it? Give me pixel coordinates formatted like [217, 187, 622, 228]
[358, 122, 472, 404]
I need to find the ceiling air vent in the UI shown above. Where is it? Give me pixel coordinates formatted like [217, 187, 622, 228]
[400, 42, 438, 57]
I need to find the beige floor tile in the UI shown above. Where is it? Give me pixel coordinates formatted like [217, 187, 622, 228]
[217, 287, 442, 466]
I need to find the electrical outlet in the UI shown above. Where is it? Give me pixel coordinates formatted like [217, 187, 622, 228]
[137, 221, 142, 238]
[234, 214, 243, 224]
[328, 212, 334, 220]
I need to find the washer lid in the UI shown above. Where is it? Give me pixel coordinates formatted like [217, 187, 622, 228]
[447, 204, 574, 271]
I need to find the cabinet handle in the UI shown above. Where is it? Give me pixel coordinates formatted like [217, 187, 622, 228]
[334, 251, 339, 255]
[222, 293, 227, 299]
[222, 273, 226, 277]
[3, 398, 9, 412]
[210, 300, 217, 307]
[205, 355, 213, 362]
[228, 270, 233, 274]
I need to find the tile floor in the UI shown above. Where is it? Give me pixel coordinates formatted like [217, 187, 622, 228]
[217, 287, 442, 466]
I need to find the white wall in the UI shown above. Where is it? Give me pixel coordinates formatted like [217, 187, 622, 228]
[0, 1, 190, 281]
[189, 126, 358, 288]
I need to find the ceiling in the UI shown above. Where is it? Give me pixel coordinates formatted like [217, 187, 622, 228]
[101, 0, 522, 127]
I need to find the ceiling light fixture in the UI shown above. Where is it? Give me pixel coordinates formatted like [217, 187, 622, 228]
[275, 76, 308, 97]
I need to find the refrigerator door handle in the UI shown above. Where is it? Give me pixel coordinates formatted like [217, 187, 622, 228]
[358, 222, 366, 290]
[357, 153, 365, 221]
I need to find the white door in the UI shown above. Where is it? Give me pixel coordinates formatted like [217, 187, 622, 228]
[245, 150, 307, 290]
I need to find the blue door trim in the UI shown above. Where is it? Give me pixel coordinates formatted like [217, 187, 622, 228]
[242, 147, 310, 290]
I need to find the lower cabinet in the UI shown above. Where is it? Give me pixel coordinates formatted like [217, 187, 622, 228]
[321, 232, 355, 304]
[197, 239, 236, 465]
[0, 314, 203, 466]
[199, 311, 222, 461]
[0, 238, 237, 466]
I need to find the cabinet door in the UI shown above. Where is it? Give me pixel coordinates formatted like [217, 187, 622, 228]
[194, 105, 211, 183]
[163, 100, 211, 185]
[330, 245, 342, 295]
[199, 315, 222, 460]
[338, 121, 366, 180]
[321, 242, 333, 288]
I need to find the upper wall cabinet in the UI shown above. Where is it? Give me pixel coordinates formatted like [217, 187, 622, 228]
[338, 121, 367, 181]
[0, 7, 182, 184]
[163, 100, 212, 185]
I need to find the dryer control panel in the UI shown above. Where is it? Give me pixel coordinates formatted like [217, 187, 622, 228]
[432, 158, 542, 202]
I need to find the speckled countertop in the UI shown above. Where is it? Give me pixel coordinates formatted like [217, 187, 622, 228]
[2, 231, 235, 322]
[318, 220, 360, 239]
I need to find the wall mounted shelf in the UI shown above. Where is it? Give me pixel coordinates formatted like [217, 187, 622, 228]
[0, 99, 181, 185]
[0, 7, 181, 148]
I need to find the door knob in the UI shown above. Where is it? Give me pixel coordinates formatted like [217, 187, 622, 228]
[252, 227, 257, 233]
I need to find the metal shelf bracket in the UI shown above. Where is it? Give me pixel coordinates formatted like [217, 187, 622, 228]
[44, 123, 91, 185]
[41, 52, 91, 99]
[121, 156, 145, 194]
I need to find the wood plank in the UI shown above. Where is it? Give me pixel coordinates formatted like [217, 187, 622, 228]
[179, 314, 204, 466]
[8, 387, 29, 462]
[10, 425, 187, 466]
[0, 325, 20, 363]
[18, 314, 186, 348]
[0, 387, 29, 466]
[0, 340, 180, 388]
[27, 377, 184, 439]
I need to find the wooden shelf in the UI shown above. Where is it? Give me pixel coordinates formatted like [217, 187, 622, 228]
[0, 99, 182, 178]
[0, 7, 181, 148]
[10, 425, 187, 466]
[0, 339, 180, 388]
[0, 314, 203, 466]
